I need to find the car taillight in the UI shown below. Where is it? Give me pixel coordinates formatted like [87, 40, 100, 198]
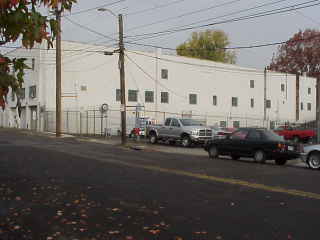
[217, 132, 225, 135]
[278, 143, 286, 150]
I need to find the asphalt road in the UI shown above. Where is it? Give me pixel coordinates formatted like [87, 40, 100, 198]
[0, 129, 319, 240]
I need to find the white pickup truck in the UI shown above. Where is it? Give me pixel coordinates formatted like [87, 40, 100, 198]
[146, 118, 212, 147]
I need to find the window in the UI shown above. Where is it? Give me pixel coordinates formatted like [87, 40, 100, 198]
[232, 97, 238, 107]
[231, 130, 249, 140]
[11, 92, 15, 101]
[233, 121, 240, 128]
[171, 119, 180, 127]
[145, 91, 154, 103]
[161, 92, 169, 103]
[189, 94, 197, 105]
[247, 130, 262, 140]
[250, 98, 254, 108]
[19, 88, 25, 100]
[212, 95, 217, 106]
[266, 100, 271, 109]
[301, 102, 304, 111]
[29, 85, 36, 99]
[308, 103, 312, 111]
[32, 58, 35, 71]
[80, 85, 87, 91]
[161, 69, 168, 79]
[220, 121, 227, 128]
[270, 121, 275, 130]
[250, 80, 254, 88]
[308, 88, 311, 95]
[116, 89, 121, 102]
[281, 84, 285, 92]
[128, 90, 138, 102]
[165, 118, 171, 126]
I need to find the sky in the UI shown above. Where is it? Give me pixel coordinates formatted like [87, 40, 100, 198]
[60, 0, 320, 70]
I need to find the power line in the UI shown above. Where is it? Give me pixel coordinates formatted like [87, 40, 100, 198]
[125, 53, 187, 99]
[125, 0, 241, 32]
[124, 0, 187, 16]
[64, 16, 118, 42]
[62, 0, 125, 17]
[124, 0, 320, 40]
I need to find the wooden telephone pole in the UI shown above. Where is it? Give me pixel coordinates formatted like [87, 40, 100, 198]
[56, 9, 62, 137]
[118, 14, 127, 145]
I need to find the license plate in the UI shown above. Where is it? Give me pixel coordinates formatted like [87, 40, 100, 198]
[288, 146, 294, 151]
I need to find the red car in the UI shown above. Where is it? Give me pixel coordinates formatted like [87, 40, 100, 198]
[274, 126, 316, 143]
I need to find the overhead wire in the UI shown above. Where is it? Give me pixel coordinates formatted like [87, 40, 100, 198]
[124, 0, 320, 40]
[125, 53, 188, 99]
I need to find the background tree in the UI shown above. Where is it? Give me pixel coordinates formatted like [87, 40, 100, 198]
[176, 30, 236, 64]
[269, 29, 320, 79]
[0, 0, 76, 109]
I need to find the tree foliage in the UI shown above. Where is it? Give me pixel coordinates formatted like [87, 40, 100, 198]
[269, 29, 320, 79]
[176, 30, 236, 64]
[0, 0, 76, 109]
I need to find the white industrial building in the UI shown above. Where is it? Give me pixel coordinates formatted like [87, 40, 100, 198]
[0, 41, 316, 135]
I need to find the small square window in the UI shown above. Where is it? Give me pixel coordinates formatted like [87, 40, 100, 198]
[308, 103, 312, 111]
[266, 100, 271, 109]
[212, 95, 217, 106]
[161, 92, 169, 103]
[161, 69, 168, 79]
[301, 102, 304, 111]
[116, 89, 121, 102]
[19, 88, 25, 100]
[189, 94, 197, 105]
[233, 121, 240, 128]
[232, 97, 238, 107]
[281, 84, 285, 92]
[250, 98, 254, 108]
[220, 121, 227, 128]
[11, 92, 15, 101]
[145, 91, 154, 103]
[308, 88, 311, 95]
[29, 85, 36, 99]
[250, 80, 254, 88]
[128, 90, 138, 102]
[80, 85, 87, 91]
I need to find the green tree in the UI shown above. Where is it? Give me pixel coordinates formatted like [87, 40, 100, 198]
[176, 30, 236, 64]
[0, 0, 76, 109]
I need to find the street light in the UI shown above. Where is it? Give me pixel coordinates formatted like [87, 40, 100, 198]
[98, 8, 127, 146]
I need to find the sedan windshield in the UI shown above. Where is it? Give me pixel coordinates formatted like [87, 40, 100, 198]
[262, 130, 284, 141]
[180, 119, 203, 126]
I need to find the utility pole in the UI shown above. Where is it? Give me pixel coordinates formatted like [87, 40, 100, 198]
[56, 9, 62, 137]
[264, 67, 267, 122]
[316, 77, 320, 143]
[119, 14, 127, 145]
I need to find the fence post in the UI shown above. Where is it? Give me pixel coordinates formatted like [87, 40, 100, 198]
[101, 112, 103, 136]
[93, 110, 96, 136]
[66, 110, 69, 133]
[79, 112, 82, 136]
[86, 110, 88, 135]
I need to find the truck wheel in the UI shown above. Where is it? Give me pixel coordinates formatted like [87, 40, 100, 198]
[181, 135, 191, 147]
[208, 145, 219, 159]
[308, 152, 320, 170]
[254, 150, 266, 164]
[293, 136, 300, 143]
[275, 158, 287, 165]
[149, 133, 158, 144]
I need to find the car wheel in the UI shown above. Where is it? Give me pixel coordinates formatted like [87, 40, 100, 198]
[293, 136, 300, 143]
[231, 155, 240, 160]
[254, 150, 266, 164]
[308, 152, 320, 170]
[181, 135, 191, 148]
[149, 133, 158, 144]
[208, 145, 219, 159]
[275, 158, 287, 165]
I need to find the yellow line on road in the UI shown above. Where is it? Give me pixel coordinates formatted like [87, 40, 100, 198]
[111, 159, 320, 200]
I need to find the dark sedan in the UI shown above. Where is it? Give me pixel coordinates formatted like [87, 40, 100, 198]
[204, 128, 301, 165]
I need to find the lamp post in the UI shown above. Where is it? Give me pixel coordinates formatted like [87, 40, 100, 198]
[98, 8, 127, 145]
